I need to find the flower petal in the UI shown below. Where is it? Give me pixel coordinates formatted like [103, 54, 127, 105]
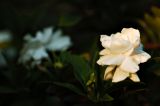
[52, 29, 62, 39]
[99, 49, 110, 55]
[132, 49, 151, 64]
[97, 54, 125, 65]
[112, 68, 129, 82]
[121, 28, 140, 47]
[32, 47, 48, 60]
[43, 27, 53, 37]
[120, 56, 139, 73]
[24, 34, 33, 41]
[111, 32, 122, 39]
[129, 73, 140, 82]
[100, 35, 111, 48]
[0, 31, 12, 42]
[110, 38, 133, 54]
[47, 36, 71, 51]
[104, 65, 115, 80]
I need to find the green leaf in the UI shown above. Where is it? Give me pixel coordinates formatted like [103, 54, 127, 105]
[58, 14, 81, 27]
[11, 99, 36, 106]
[53, 82, 85, 96]
[0, 86, 17, 93]
[60, 52, 92, 88]
[90, 36, 99, 68]
[147, 58, 160, 76]
[101, 94, 114, 101]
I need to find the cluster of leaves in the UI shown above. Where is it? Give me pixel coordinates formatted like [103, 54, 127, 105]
[138, 6, 160, 76]
[139, 6, 160, 47]
[0, 39, 148, 106]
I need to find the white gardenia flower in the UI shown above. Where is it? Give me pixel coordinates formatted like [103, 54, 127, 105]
[19, 27, 72, 65]
[0, 31, 13, 67]
[97, 28, 151, 83]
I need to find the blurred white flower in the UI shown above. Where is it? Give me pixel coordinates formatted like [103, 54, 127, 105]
[97, 28, 151, 83]
[0, 31, 12, 43]
[0, 30, 13, 67]
[19, 27, 72, 65]
[19, 42, 48, 65]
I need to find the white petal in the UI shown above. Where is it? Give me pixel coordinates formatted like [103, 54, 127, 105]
[100, 35, 111, 48]
[52, 29, 62, 39]
[24, 34, 33, 41]
[36, 31, 43, 39]
[0, 31, 12, 42]
[104, 73, 113, 80]
[124, 47, 134, 56]
[43, 27, 53, 37]
[97, 54, 125, 65]
[36, 31, 50, 44]
[32, 47, 48, 60]
[111, 32, 122, 39]
[129, 73, 140, 82]
[132, 49, 151, 64]
[99, 49, 110, 55]
[120, 56, 139, 73]
[112, 68, 129, 82]
[110, 38, 133, 54]
[47, 36, 71, 51]
[121, 28, 140, 47]
[104, 66, 115, 80]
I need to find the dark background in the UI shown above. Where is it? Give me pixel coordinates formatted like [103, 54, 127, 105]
[0, 0, 160, 106]
[0, 0, 156, 52]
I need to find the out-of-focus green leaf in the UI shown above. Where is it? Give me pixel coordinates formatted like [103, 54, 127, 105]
[58, 14, 81, 27]
[100, 94, 114, 101]
[151, 6, 160, 17]
[0, 86, 17, 93]
[54, 82, 85, 96]
[90, 36, 99, 69]
[149, 62, 160, 76]
[11, 99, 36, 106]
[138, 20, 155, 43]
[44, 96, 61, 106]
[86, 73, 96, 86]
[60, 52, 92, 88]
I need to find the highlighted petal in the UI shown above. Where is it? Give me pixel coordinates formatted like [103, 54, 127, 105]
[99, 49, 110, 55]
[32, 47, 48, 60]
[129, 73, 140, 82]
[132, 50, 151, 64]
[47, 36, 71, 51]
[104, 66, 115, 80]
[43, 27, 53, 37]
[120, 57, 139, 73]
[121, 28, 140, 47]
[112, 68, 129, 82]
[100, 35, 111, 48]
[97, 55, 125, 65]
[110, 38, 133, 54]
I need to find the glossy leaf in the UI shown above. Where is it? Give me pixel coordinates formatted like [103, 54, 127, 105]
[54, 82, 85, 96]
[58, 14, 81, 27]
[60, 52, 92, 88]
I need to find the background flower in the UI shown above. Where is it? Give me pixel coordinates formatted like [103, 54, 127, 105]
[0, 31, 15, 67]
[19, 27, 72, 66]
